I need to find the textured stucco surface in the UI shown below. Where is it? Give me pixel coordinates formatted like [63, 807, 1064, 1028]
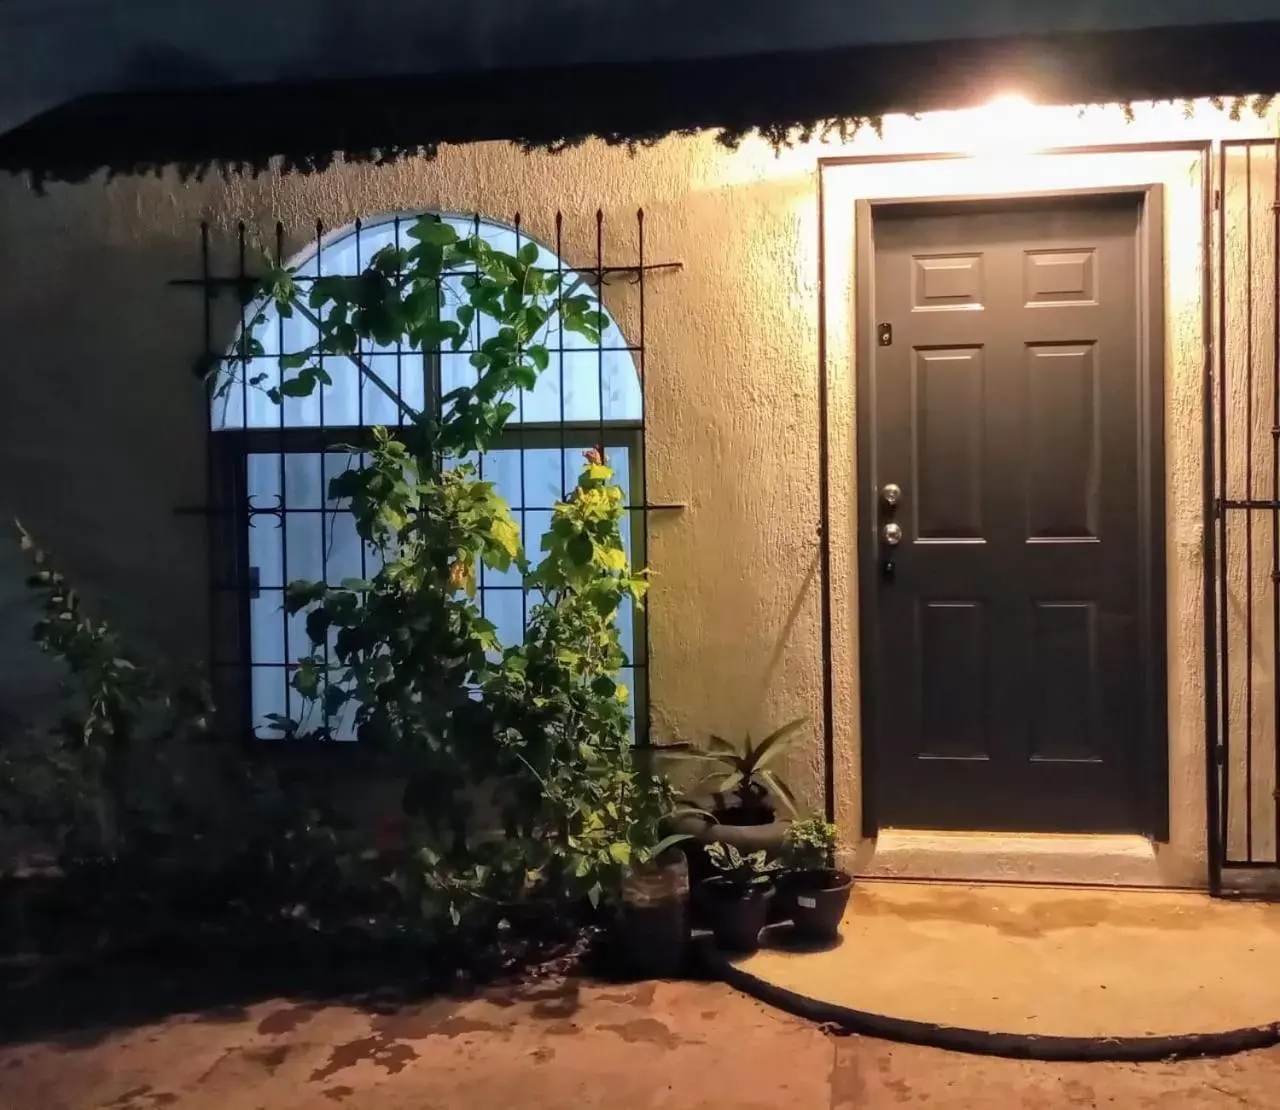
[0, 99, 1273, 884]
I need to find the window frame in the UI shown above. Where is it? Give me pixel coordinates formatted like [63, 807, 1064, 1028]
[209, 420, 648, 746]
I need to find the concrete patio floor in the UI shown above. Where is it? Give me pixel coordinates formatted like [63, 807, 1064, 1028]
[721, 881, 1280, 1055]
[6, 977, 1280, 1108]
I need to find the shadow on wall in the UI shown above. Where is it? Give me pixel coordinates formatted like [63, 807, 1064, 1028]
[651, 548, 818, 790]
[751, 549, 819, 725]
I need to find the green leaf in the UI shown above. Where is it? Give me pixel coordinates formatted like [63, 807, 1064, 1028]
[608, 842, 631, 866]
[756, 769, 799, 817]
[323, 683, 350, 718]
[527, 345, 550, 372]
[490, 518, 521, 559]
[279, 351, 311, 370]
[284, 580, 328, 614]
[640, 834, 693, 864]
[304, 607, 330, 646]
[718, 770, 744, 794]
[586, 882, 603, 909]
[707, 734, 741, 757]
[750, 717, 808, 772]
[409, 219, 459, 247]
[518, 241, 540, 265]
[293, 664, 320, 699]
[278, 375, 317, 398]
[596, 546, 627, 573]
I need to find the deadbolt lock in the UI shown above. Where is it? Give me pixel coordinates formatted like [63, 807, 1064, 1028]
[882, 483, 902, 508]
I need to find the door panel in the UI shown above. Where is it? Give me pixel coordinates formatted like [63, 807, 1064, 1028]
[867, 195, 1149, 833]
[913, 347, 985, 539]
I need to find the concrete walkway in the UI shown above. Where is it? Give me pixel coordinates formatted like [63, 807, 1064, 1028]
[725, 882, 1280, 1053]
[5, 977, 1280, 1108]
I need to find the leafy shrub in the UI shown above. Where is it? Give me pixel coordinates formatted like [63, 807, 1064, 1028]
[704, 841, 782, 891]
[783, 816, 838, 873]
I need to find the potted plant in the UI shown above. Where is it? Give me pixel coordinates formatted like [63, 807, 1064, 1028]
[779, 816, 853, 943]
[665, 718, 807, 858]
[615, 746, 707, 978]
[618, 834, 692, 978]
[702, 841, 782, 953]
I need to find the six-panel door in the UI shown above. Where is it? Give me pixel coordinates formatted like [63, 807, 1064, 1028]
[868, 196, 1147, 833]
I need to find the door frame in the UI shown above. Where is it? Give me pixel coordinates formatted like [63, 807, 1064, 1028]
[853, 184, 1169, 839]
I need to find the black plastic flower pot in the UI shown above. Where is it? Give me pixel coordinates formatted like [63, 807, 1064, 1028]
[617, 852, 691, 979]
[664, 794, 791, 916]
[781, 869, 853, 943]
[703, 878, 774, 954]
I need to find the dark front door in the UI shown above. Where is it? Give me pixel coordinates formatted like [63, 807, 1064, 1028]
[864, 193, 1159, 833]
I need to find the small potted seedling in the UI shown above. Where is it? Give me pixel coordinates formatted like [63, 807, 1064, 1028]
[780, 817, 853, 943]
[702, 841, 782, 953]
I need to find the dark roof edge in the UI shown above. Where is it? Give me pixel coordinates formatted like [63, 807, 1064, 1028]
[5, 20, 1280, 186]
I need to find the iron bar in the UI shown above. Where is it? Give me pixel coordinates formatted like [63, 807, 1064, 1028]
[638, 207, 653, 746]
[1221, 499, 1280, 510]
[515, 212, 528, 639]
[556, 213, 568, 502]
[170, 261, 683, 289]
[354, 218, 368, 734]
[201, 221, 217, 698]
[236, 221, 257, 737]
[1218, 142, 1233, 866]
[275, 220, 292, 733]
[1246, 145, 1256, 862]
[1272, 138, 1280, 862]
[317, 219, 331, 735]
[186, 501, 683, 516]
[596, 210, 607, 458]
[1203, 140, 1222, 893]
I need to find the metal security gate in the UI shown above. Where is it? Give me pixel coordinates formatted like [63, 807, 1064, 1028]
[1211, 138, 1280, 887]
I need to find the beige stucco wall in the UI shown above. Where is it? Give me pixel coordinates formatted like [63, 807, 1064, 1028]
[0, 97, 1274, 886]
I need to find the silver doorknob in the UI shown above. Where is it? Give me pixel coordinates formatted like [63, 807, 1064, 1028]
[882, 483, 902, 508]
[882, 522, 903, 546]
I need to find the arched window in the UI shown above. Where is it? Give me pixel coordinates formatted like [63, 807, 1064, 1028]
[210, 214, 645, 741]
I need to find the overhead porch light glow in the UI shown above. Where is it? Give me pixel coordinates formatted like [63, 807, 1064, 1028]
[955, 93, 1045, 156]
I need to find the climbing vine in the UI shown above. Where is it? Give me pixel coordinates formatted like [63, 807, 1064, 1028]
[226, 214, 675, 939]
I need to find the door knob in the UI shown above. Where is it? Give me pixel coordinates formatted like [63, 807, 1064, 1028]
[882, 522, 903, 546]
[882, 483, 902, 508]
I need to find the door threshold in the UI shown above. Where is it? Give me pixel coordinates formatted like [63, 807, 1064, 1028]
[861, 829, 1166, 888]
